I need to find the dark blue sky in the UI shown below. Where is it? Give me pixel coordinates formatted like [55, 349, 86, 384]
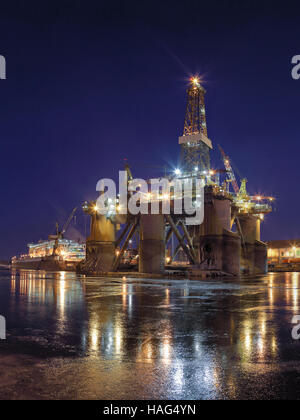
[0, 0, 300, 259]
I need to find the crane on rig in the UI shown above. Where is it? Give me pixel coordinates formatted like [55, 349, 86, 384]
[218, 145, 240, 194]
[218, 145, 274, 203]
[218, 145, 274, 218]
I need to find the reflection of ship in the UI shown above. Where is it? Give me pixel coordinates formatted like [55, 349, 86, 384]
[11, 208, 86, 271]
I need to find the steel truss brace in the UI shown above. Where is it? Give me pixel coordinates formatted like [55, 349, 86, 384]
[112, 219, 139, 271]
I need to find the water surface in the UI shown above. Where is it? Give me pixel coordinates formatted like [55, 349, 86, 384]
[0, 269, 300, 399]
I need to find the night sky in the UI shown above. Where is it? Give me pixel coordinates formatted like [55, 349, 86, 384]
[1, 0, 300, 259]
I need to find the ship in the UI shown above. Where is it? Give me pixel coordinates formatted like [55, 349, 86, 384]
[11, 207, 86, 272]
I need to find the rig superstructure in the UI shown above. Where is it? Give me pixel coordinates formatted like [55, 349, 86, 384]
[79, 77, 274, 277]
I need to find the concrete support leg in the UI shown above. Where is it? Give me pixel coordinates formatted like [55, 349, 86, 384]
[197, 231, 241, 275]
[254, 241, 268, 274]
[241, 243, 255, 275]
[83, 214, 116, 273]
[222, 231, 241, 276]
[194, 186, 241, 275]
[239, 215, 261, 243]
[197, 234, 223, 270]
[239, 215, 267, 274]
[200, 187, 231, 237]
[86, 241, 116, 272]
[139, 214, 165, 274]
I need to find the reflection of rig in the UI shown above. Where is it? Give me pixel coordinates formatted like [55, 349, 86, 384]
[79, 77, 274, 277]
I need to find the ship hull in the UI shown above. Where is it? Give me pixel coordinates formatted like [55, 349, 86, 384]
[11, 256, 79, 272]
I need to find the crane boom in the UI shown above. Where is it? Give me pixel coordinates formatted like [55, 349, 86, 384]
[61, 207, 77, 236]
[218, 145, 239, 194]
[124, 159, 133, 181]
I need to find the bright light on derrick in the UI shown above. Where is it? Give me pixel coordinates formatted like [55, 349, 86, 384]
[174, 168, 181, 176]
[191, 76, 200, 86]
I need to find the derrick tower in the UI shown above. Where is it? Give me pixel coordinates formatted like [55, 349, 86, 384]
[179, 77, 213, 173]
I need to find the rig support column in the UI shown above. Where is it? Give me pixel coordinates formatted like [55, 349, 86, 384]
[239, 215, 267, 274]
[139, 214, 165, 274]
[195, 186, 241, 275]
[85, 213, 116, 272]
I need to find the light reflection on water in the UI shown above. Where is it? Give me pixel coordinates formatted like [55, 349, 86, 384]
[1, 269, 300, 399]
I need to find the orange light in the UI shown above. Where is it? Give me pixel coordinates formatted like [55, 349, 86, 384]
[191, 76, 200, 86]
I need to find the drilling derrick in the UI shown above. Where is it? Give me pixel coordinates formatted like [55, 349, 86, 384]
[179, 77, 213, 173]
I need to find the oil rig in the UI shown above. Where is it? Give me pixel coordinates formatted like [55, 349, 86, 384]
[79, 77, 273, 277]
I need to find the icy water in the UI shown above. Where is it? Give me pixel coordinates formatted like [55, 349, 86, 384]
[1, 269, 300, 399]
